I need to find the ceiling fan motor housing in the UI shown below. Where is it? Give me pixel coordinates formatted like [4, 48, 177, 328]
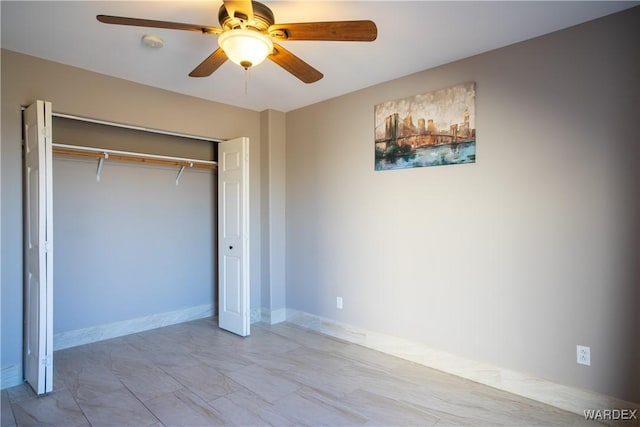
[218, 1, 274, 31]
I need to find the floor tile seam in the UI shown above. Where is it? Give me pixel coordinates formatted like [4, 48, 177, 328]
[6, 403, 40, 427]
[191, 353, 258, 375]
[162, 364, 247, 410]
[11, 390, 90, 427]
[262, 381, 310, 408]
[332, 365, 422, 394]
[268, 326, 353, 349]
[206, 398, 259, 427]
[106, 349, 159, 372]
[416, 380, 593, 424]
[255, 323, 327, 340]
[223, 395, 299, 427]
[205, 390, 275, 426]
[109, 360, 183, 390]
[143, 386, 192, 405]
[301, 386, 378, 424]
[242, 355, 304, 378]
[274, 340, 360, 367]
[67, 392, 95, 427]
[5, 385, 36, 404]
[257, 329, 313, 347]
[67, 365, 133, 405]
[116, 380, 163, 426]
[380, 392, 455, 425]
[281, 345, 364, 369]
[397, 395, 534, 427]
[5, 389, 24, 406]
[3, 391, 18, 426]
[348, 387, 446, 422]
[168, 387, 230, 425]
[1, 410, 17, 427]
[262, 365, 316, 396]
[154, 362, 193, 387]
[290, 385, 373, 426]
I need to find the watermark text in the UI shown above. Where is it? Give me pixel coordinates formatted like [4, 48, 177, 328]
[584, 408, 637, 421]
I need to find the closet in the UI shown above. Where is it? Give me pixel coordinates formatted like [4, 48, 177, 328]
[23, 102, 251, 394]
[50, 115, 219, 339]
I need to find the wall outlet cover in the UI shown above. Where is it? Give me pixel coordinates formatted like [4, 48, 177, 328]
[577, 345, 591, 366]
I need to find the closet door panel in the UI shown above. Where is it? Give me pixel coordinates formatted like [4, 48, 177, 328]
[218, 137, 250, 337]
[23, 100, 54, 395]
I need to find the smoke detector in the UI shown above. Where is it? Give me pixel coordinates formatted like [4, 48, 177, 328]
[141, 34, 163, 48]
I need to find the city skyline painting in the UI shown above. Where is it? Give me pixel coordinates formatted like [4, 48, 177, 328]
[374, 82, 476, 171]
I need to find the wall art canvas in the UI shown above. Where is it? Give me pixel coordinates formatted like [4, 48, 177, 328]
[375, 82, 476, 171]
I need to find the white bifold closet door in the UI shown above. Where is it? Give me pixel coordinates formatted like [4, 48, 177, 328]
[23, 100, 54, 395]
[218, 137, 250, 337]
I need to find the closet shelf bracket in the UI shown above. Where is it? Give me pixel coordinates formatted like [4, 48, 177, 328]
[175, 162, 193, 186]
[96, 153, 108, 182]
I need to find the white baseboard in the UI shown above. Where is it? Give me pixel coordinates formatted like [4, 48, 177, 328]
[253, 308, 287, 325]
[53, 304, 213, 351]
[250, 308, 263, 324]
[1, 363, 23, 390]
[285, 309, 640, 419]
[269, 308, 287, 325]
[259, 308, 287, 325]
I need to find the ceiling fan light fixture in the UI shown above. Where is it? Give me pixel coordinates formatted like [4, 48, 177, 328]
[218, 29, 273, 69]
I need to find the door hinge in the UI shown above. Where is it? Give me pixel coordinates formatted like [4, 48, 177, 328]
[44, 241, 52, 253]
[41, 126, 52, 139]
[41, 355, 52, 367]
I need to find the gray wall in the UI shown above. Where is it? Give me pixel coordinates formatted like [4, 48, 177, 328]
[1, 49, 263, 379]
[52, 116, 216, 334]
[285, 7, 640, 403]
[260, 110, 287, 319]
[53, 157, 215, 333]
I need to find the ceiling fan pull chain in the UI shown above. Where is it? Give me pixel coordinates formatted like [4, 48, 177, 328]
[244, 68, 250, 96]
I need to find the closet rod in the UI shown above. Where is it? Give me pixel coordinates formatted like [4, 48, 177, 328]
[52, 143, 217, 170]
[52, 112, 223, 143]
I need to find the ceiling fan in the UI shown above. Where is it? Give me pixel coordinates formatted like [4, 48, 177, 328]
[97, 0, 377, 84]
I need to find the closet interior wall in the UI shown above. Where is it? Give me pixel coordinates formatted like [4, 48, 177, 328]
[51, 117, 217, 340]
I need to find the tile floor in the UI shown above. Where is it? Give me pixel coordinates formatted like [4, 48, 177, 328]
[1, 318, 602, 426]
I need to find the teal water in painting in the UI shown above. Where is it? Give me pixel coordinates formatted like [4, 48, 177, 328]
[375, 141, 476, 171]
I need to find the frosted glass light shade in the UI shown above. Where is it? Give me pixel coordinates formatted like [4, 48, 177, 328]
[218, 29, 273, 69]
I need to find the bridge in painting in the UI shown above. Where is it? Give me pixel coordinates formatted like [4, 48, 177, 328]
[375, 113, 475, 150]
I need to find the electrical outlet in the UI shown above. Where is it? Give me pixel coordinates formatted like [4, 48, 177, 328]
[336, 297, 343, 310]
[577, 345, 591, 366]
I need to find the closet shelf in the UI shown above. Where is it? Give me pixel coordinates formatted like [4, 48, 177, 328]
[52, 143, 217, 170]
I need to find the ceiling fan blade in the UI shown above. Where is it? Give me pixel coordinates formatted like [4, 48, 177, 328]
[268, 43, 323, 84]
[97, 15, 222, 35]
[189, 48, 228, 77]
[269, 20, 377, 42]
[222, 0, 254, 23]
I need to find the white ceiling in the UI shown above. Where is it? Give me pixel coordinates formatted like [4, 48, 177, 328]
[1, 1, 637, 112]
